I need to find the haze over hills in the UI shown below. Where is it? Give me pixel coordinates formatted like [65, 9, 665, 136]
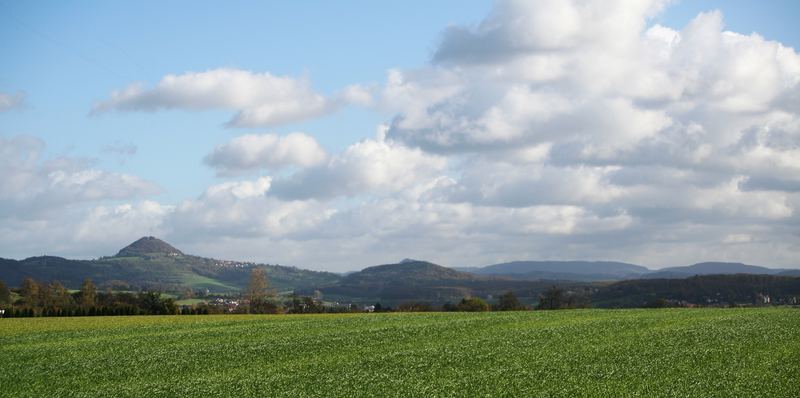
[458, 260, 796, 282]
[644, 262, 787, 279]
[456, 261, 650, 281]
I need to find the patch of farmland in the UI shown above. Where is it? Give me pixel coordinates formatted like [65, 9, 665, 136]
[0, 308, 798, 396]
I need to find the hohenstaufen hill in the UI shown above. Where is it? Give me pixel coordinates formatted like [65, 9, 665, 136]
[0, 237, 340, 293]
[116, 236, 184, 257]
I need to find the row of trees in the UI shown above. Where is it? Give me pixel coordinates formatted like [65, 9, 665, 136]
[535, 286, 591, 310]
[0, 278, 180, 317]
[593, 274, 800, 308]
[0, 269, 590, 317]
[394, 288, 590, 312]
[240, 270, 535, 314]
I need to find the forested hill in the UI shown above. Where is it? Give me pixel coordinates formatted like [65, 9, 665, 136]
[116, 236, 183, 257]
[317, 260, 590, 305]
[0, 237, 340, 292]
[593, 274, 800, 308]
[457, 260, 649, 281]
[644, 262, 786, 278]
[458, 260, 796, 281]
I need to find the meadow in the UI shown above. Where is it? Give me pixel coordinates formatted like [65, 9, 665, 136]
[1, 308, 798, 397]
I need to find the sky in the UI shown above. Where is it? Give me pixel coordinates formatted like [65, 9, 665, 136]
[1, 0, 799, 271]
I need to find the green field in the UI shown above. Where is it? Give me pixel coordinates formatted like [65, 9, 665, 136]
[1, 308, 798, 397]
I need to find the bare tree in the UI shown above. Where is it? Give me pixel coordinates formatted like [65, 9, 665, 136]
[246, 268, 277, 314]
[80, 278, 97, 307]
[20, 278, 40, 307]
[496, 290, 524, 311]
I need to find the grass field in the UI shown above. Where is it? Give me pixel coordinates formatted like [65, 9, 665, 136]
[1, 308, 798, 397]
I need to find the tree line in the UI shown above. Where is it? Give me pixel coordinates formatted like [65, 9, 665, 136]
[0, 278, 179, 317]
[395, 287, 590, 312]
[243, 269, 590, 314]
[0, 270, 589, 317]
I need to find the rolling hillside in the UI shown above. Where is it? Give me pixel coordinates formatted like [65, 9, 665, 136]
[318, 260, 589, 305]
[457, 260, 649, 281]
[644, 262, 785, 279]
[458, 260, 796, 281]
[593, 274, 800, 307]
[0, 237, 340, 293]
[3, 240, 798, 302]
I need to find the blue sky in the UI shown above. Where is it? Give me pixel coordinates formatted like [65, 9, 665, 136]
[0, 1, 490, 202]
[1, 1, 799, 270]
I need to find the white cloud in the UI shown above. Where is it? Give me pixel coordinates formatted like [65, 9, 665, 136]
[75, 201, 170, 244]
[388, 4, 800, 160]
[93, 68, 366, 127]
[435, 160, 626, 208]
[270, 135, 447, 200]
[0, 91, 25, 111]
[367, 0, 800, 268]
[0, 136, 161, 259]
[0, 135, 160, 218]
[204, 132, 327, 175]
[204, 177, 272, 199]
[433, 0, 670, 64]
[164, 177, 332, 240]
[341, 84, 375, 107]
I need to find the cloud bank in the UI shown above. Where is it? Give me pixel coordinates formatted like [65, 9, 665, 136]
[5, 1, 800, 271]
[204, 133, 327, 175]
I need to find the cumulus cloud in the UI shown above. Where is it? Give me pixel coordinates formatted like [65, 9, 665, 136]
[204, 132, 327, 176]
[93, 68, 365, 127]
[434, 160, 626, 208]
[166, 177, 333, 239]
[433, 0, 669, 64]
[0, 136, 161, 259]
[75, 201, 170, 244]
[369, 0, 800, 268]
[388, 3, 800, 160]
[0, 135, 160, 219]
[269, 134, 447, 200]
[0, 91, 25, 111]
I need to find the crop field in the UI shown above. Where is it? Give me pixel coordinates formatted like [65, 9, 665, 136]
[1, 308, 798, 397]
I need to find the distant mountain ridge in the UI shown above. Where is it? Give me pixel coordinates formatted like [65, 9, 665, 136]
[2, 240, 798, 301]
[457, 260, 796, 281]
[456, 260, 648, 281]
[644, 262, 785, 279]
[317, 260, 582, 305]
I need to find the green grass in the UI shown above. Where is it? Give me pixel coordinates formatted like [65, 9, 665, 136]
[1, 308, 798, 397]
[174, 298, 206, 306]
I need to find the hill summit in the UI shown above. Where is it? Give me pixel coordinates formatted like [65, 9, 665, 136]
[116, 236, 183, 257]
[342, 260, 480, 286]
